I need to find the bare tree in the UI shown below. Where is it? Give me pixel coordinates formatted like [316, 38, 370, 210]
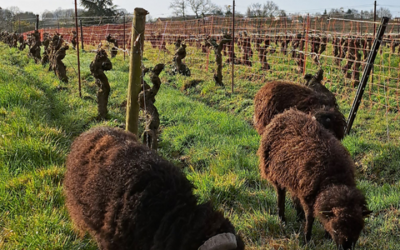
[169, 0, 187, 18]
[247, 1, 280, 18]
[7, 6, 21, 15]
[186, 0, 217, 18]
[377, 7, 392, 18]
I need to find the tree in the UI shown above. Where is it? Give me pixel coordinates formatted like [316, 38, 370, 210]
[186, 0, 218, 18]
[263, 1, 279, 17]
[7, 6, 21, 16]
[169, 0, 187, 18]
[210, 5, 223, 16]
[224, 5, 232, 16]
[0, 8, 14, 32]
[80, 0, 118, 17]
[246, 1, 280, 18]
[377, 7, 392, 18]
[42, 10, 55, 19]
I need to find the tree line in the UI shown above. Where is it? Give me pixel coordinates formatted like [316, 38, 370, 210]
[168, 0, 393, 20]
[1, 0, 394, 33]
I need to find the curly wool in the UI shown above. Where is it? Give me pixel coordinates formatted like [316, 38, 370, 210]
[64, 126, 244, 250]
[257, 109, 369, 248]
[253, 80, 345, 139]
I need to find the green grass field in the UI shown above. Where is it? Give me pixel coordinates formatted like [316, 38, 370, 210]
[0, 41, 399, 249]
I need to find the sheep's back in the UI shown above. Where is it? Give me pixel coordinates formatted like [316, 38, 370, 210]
[258, 110, 355, 198]
[254, 81, 335, 135]
[64, 127, 196, 249]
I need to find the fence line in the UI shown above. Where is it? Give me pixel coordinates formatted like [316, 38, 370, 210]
[17, 15, 400, 139]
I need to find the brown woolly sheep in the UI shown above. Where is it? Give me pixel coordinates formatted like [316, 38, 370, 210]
[303, 69, 337, 105]
[257, 109, 372, 249]
[253, 76, 345, 139]
[64, 126, 245, 250]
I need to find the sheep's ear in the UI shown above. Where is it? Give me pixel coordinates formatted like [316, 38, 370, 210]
[362, 209, 373, 217]
[319, 211, 334, 218]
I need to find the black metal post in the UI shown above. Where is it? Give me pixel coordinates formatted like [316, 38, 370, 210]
[35, 14, 39, 30]
[345, 17, 390, 135]
[80, 19, 84, 50]
[373, 1, 377, 36]
[372, 1, 377, 86]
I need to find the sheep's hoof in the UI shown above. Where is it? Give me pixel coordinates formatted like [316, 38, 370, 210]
[324, 230, 332, 239]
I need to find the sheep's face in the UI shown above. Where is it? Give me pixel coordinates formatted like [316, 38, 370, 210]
[321, 208, 365, 249]
[313, 108, 346, 140]
[316, 186, 372, 249]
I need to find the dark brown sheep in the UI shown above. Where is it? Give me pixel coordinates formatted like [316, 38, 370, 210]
[257, 109, 371, 249]
[64, 126, 244, 250]
[303, 69, 337, 106]
[253, 77, 345, 139]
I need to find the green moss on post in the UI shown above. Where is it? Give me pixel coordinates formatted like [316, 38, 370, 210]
[126, 8, 149, 135]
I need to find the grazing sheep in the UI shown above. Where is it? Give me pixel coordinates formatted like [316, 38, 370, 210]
[64, 127, 244, 250]
[253, 72, 345, 139]
[257, 109, 371, 249]
[303, 69, 337, 106]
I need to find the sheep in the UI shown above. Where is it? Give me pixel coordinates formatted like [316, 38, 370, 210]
[253, 71, 345, 139]
[257, 109, 372, 249]
[64, 126, 245, 250]
[303, 69, 337, 105]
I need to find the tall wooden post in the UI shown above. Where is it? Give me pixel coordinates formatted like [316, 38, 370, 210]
[123, 13, 126, 61]
[231, 0, 235, 93]
[303, 14, 310, 76]
[74, 0, 82, 98]
[126, 8, 149, 135]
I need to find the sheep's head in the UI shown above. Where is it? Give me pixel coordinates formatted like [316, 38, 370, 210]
[315, 185, 372, 249]
[312, 107, 346, 140]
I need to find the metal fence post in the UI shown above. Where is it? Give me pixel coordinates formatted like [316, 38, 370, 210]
[80, 19, 84, 50]
[35, 14, 39, 30]
[345, 17, 390, 134]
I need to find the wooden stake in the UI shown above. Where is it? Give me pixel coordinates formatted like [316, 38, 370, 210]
[74, 0, 82, 98]
[126, 8, 149, 135]
[231, 0, 235, 93]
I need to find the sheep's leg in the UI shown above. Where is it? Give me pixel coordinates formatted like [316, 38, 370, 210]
[276, 186, 286, 223]
[293, 197, 305, 221]
[304, 206, 315, 243]
[324, 230, 332, 239]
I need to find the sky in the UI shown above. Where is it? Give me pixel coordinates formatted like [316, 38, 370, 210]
[2, 0, 400, 18]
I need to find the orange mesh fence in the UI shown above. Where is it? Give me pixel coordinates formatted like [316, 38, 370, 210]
[21, 15, 400, 135]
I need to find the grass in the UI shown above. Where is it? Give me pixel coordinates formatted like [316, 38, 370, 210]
[0, 41, 399, 249]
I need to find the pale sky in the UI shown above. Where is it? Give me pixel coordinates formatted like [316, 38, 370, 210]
[2, 0, 400, 18]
